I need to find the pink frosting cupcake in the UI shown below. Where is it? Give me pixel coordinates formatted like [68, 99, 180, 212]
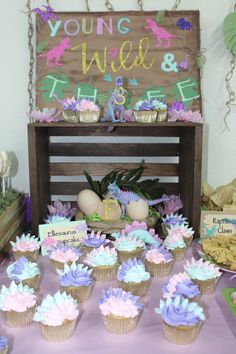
[49, 242, 83, 273]
[0, 282, 37, 327]
[10, 233, 41, 262]
[145, 246, 173, 277]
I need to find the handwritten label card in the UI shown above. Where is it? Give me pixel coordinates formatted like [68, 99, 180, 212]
[200, 211, 236, 238]
[39, 220, 87, 255]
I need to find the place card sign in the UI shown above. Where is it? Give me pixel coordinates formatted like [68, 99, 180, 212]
[200, 211, 236, 238]
[39, 220, 87, 255]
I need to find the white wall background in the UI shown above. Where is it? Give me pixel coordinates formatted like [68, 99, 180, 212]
[0, 0, 236, 193]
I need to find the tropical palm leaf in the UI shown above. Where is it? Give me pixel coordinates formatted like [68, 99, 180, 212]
[223, 12, 236, 55]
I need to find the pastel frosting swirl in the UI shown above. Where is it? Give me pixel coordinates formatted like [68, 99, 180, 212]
[0, 337, 8, 350]
[168, 224, 194, 239]
[162, 213, 188, 227]
[163, 231, 186, 250]
[184, 258, 222, 280]
[10, 233, 40, 252]
[7, 257, 40, 281]
[34, 291, 79, 326]
[57, 262, 93, 287]
[117, 258, 150, 283]
[155, 296, 205, 326]
[145, 245, 173, 264]
[114, 235, 144, 252]
[162, 272, 200, 299]
[86, 245, 117, 267]
[98, 287, 143, 318]
[82, 231, 107, 248]
[49, 241, 82, 263]
[0, 281, 37, 312]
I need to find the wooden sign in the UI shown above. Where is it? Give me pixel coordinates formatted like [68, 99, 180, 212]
[200, 211, 236, 238]
[39, 220, 87, 255]
[36, 11, 201, 111]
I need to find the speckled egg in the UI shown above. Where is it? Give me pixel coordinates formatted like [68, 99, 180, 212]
[126, 199, 149, 221]
[77, 189, 102, 216]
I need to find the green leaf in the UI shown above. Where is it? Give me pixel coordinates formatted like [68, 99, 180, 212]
[84, 171, 101, 196]
[36, 40, 49, 53]
[223, 12, 236, 54]
[39, 73, 70, 103]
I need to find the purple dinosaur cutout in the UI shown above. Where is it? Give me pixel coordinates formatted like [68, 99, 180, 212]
[107, 182, 169, 216]
[145, 18, 177, 48]
[32, 6, 57, 24]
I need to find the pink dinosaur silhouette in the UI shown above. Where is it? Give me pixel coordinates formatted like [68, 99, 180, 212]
[145, 18, 177, 48]
[38, 37, 71, 67]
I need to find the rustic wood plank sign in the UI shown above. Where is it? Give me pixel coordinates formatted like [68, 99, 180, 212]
[36, 10, 201, 110]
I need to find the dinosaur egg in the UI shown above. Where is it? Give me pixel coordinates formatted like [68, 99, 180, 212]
[77, 189, 102, 216]
[126, 199, 149, 221]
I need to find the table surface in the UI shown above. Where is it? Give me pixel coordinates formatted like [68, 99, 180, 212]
[0, 246, 236, 354]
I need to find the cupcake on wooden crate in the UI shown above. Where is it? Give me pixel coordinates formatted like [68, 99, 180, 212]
[155, 296, 205, 344]
[7, 257, 40, 291]
[184, 258, 222, 295]
[49, 241, 83, 274]
[114, 235, 145, 263]
[76, 99, 100, 123]
[145, 245, 173, 277]
[98, 287, 143, 335]
[81, 230, 107, 254]
[152, 99, 168, 122]
[117, 258, 151, 297]
[59, 97, 80, 122]
[85, 245, 119, 282]
[33, 291, 79, 342]
[162, 272, 200, 301]
[163, 229, 187, 261]
[0, 337, 8, 354]
[161, 213, 188, 237]
[57, 262, 93, 302]
[10, 233, 41, 262]
[0, 282, 37, 327]
[133, 99, 157, 123]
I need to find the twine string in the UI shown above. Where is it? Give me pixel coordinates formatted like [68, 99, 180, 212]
[137, 0, 143, 11]
[85, 0, 90, 12]
[172, 0, 182, 11]
[223, 55, 236, 131]
[26, 0, 34, 116]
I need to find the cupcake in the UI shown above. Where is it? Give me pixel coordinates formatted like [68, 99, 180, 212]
[145, 245, 173, 277]
[0, 281, 37, 327]
[162, 213, 188, 237]
[162, 272, 200, 301]
[85, 245, 118, 282]
[117, 258, 151, 296]
[10, 233, 41, 262]
[57, 262, 93, 302]
[98, 287, 143, 334]
[7, 257, 40, 291]
[49, 241, 83, 273]
[163, 230, 186, 261]
[121, 221, 162, 246]
[168, 224, 194, 247]
[81, 230, 107, 253]
[155, 296, 205, 344]
[34, 291, 79, 342]
[114, 235, 144, 263]
[0, 337, 8, 354]
[152, 100, 168, 122]
[184, 258, 222, 295]
[133, 99, 157, 123]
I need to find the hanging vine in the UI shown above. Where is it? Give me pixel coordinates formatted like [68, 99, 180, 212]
[26, 0, 34, 115]
[172, 0, 182, 11]
[222, 3, 236, 130]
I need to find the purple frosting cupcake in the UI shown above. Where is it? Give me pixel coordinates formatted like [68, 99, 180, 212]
[81, 231, 107, 252]
[162, 272, 200, 300]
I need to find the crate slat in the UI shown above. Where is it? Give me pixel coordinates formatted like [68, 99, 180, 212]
[49, 163, 179, 177]
[49, 143, 180, 157]
[49, 182, 179, 195]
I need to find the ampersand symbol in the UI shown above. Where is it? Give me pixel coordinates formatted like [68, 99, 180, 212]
[114, 87, 126, 105]
[161, 53, 178, 73]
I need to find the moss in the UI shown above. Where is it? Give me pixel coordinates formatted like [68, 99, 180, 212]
[0, 189, 22, 215]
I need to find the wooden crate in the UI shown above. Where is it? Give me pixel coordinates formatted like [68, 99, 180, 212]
[28, 122, 202, 235]
[0, 195, 25, 251]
